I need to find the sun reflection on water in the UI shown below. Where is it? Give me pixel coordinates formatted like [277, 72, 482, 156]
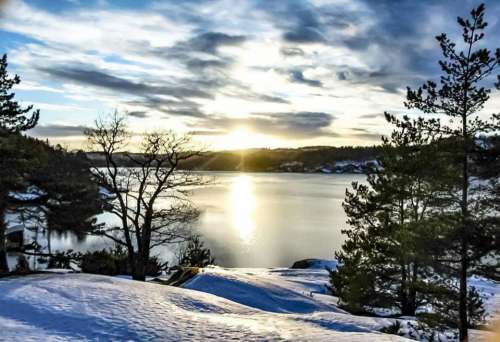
[231, 175, 256, 243]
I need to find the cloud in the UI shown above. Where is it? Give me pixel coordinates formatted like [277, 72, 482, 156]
[126, 97, 207, 118]
[283, 27, 325, 44]
[350, 127, 382, 140]
[359, 113, 383, 119]
[4, 0, 500, 146]
[155, 31, 247, 72]
[280, 47, 304, 57]
[188, 129, 226, 136]
[185, 58, 228, 70]
[178, 32, 246, 55]
[336, 72, 347, 81]
[198, 111, 336, 139]
[38, 65, 213, 99]
[259, 1, 327, 44]
[128, 111, 148, 118]
[289, 69, 322, 87]
[30, 124, 88, 137]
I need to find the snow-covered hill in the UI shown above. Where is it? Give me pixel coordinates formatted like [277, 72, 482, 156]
[0, 265, 497, 341]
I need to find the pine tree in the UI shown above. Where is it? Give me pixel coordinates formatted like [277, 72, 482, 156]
[331, 115, 450, 316]
[402, 4, 500, 340]
[33, 147, 101, 234]
[0, 135, 46, 272]
[0, 54, 41, 272]
[0, 54, 39, 133]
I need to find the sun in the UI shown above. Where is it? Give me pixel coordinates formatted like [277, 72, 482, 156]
[225, 127, 256, 150]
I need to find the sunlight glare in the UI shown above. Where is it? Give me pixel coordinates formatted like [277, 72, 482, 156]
[231, 175, 256, 243]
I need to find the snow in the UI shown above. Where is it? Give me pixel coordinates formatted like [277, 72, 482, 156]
[0, 271, 408, 341]
[469, 275, 500, 322]
[0, 262, 498, 341]
[8, 186, 46, 202]
[183, 267, 340, 313]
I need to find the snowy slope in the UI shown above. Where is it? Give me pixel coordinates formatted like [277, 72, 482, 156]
[184, 266, 500, 342]
[0, 272, 409, 341]
[0, 265, 498, 341]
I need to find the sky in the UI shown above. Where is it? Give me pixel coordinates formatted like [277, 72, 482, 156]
[1, 0, 499, 150]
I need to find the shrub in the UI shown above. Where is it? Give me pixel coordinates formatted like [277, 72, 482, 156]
[80, 249, 122, 276]
[178, 235, 214, 268]
[80, 247, 167, 277]
[48, 250, 79, 269]
[145, 255, 168, 277]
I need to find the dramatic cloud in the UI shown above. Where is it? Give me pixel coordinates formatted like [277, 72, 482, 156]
[1, 0, 499, 148]
[38, 66, 213, 99]
[261, 1, 327, 44]
[198, 111, 336, 139]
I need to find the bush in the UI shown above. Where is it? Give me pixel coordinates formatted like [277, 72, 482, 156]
[80, 247, 167, 277]
[145, 255, 168, 277]
[177, 235, 214, 268]
[80, 249, 123, 276]
[48, 250, 79, 269]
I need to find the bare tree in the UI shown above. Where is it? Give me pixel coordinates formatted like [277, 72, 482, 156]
[85, 113, 206, 281]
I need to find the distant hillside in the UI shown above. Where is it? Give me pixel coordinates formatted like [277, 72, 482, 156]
[86, 145, 382, 173]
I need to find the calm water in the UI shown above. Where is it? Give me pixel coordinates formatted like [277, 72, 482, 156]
[9, 173, 365, 268]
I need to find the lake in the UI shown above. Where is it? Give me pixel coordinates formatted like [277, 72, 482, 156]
[8, 173, 366, 268]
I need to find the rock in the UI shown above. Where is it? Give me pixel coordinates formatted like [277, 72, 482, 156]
[291, 259, 322, 269]
[291, 259, 338, 270]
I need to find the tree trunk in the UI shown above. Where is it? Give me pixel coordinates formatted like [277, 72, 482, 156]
[459, 170, 469, 341]
[132, 255, 146, 281]
[127, 245, 137, 278]
[0, 195, 9, 273]
[400, 263, 411, 315]
[459, 239, 468, 341]
[408, 263, 418, 315]
[459, 114, 469, 342]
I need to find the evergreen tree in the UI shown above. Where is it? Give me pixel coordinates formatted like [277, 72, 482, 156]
[0, 54, 39, 132]
[402, 4, 499, 340]
[0, 54, 41, 272]
[34, 148, 101, 234]
[331, 116, 450, 316]
[14, 146, 103, 257]
[0, 134, 46, 272]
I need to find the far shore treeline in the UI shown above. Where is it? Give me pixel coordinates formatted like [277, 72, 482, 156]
[85, 145, 383, 172]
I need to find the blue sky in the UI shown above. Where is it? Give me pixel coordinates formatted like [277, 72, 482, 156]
[1, 0, 499, 149]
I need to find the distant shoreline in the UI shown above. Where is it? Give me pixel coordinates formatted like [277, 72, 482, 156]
[85, 146, 380, 173]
